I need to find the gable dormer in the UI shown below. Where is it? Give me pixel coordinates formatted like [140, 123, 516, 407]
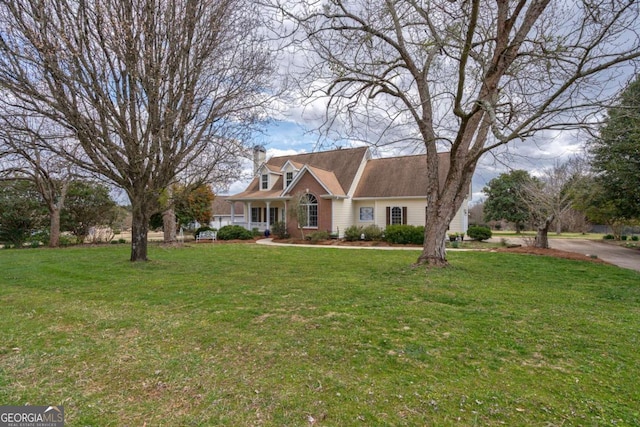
[256, 163, 282, 191]
[280, 160, 303, 190]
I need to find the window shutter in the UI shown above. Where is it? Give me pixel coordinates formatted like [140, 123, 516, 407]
[386, 207, 390, 226]
[402, 207, 407, 225]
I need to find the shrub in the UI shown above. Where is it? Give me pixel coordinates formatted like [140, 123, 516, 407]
[632, 235, 639, 241]
[621, 235, 628, 241]
[344, 225, 363, 242]
[193, 226, 217, 239]
[58, 235, 75, 247]
[362, 224, 383, 241]
[271, 221, 288, 239]
[217, 225, 253, 240]
[308, 230, 330, 242]
[467, 225, 492, 241]
[603, 234, 615, 240]
[384, 225, 424, 245]
[29, 230, 49, 246]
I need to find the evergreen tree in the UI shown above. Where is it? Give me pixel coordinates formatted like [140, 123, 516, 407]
[482, 170, 535, 232]
[591, 76, 640, 220]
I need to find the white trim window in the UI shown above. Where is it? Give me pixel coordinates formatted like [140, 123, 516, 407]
[359, 207, 374, 221]
[302, 194, 318, 228]
[386, 206, 407, 225]
[251, 207, 262, 223]
[261, 174, 269, 190]
[391, 207, 402, 225]
[285, 171, 294, 187]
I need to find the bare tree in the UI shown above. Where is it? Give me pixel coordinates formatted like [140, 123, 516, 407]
[288, 191, 310, 239]
[270, 0, 640, 266]
[0, 0, 274, 261]
[0, 116, 76, 247]
[520, 159, 588, 248]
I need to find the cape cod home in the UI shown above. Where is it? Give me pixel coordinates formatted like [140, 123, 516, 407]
[225, 146, 470, 238]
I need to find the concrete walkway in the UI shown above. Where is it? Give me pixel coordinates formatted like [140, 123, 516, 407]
[256, 238, 423, 251]
[257, 238, 640, 272]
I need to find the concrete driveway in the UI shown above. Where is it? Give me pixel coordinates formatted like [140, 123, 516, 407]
[502, 238, 640, 273]
[550, 239, 640, 272]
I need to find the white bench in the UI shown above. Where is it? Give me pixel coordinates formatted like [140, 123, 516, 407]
[196, 230, 217, 242]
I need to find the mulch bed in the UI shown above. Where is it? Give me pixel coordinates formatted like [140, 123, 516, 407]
[491, 245, 611, 265]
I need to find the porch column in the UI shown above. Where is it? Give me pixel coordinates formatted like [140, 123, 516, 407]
[230, 202, 235, 225]
[266, 201, 271, 230]
[247, 202, 252, 230]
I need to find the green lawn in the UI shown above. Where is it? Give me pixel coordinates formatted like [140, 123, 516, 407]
[1, 244, 639, 426]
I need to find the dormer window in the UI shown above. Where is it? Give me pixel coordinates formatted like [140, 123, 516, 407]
[285, 172, 293, 187]
[261, 174, 269, 190]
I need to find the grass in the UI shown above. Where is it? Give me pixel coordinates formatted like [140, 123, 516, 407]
[1, 243, 639, 426]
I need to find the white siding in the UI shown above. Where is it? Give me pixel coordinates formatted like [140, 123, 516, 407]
[448, 201, 468, 234]
[331, 151, 370, 237]
[332, 198, 355, 237]
[351, 198, 469, 234]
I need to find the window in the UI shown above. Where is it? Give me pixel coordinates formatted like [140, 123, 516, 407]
[386, 206, 407, 225]
[391, 207, 402, 225]
[285, 172, 293, 187]
[302, 194, 318, 228]
[251, 207, 262, 223]
[360, 207, 374, 221]
[261, 174, 269, 190]
[269, 207, 278, 225]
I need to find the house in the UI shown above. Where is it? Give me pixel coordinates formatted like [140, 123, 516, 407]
[209, 198, 245, 229]
[225, 146, 470, 237]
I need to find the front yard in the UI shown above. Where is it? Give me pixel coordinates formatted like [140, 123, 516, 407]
[1, 244, 638, 425]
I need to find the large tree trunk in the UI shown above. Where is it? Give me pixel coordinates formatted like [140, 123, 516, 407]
[415, 147, 477, 268]
[534, 215, 554, 249]
[49, 207, 61, 248]
[163, 208, 177, 243]
[130, 197, 150, 262]
[417, 218, 449, 267]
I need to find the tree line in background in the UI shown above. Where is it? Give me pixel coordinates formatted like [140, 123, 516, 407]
[0, 176, 218, 249]
[476, 76, 640, 247]
[0, 179, 125, 248]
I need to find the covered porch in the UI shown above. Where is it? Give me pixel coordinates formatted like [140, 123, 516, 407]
[227, 199, 288, 232]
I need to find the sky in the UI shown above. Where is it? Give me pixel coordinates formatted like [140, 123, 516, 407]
[221, 0, 637, 205]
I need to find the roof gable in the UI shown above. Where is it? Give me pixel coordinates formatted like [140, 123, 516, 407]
[284, 164, 346, 197]
[281, 160, 303, 172]
[265, 146, 368, 193]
